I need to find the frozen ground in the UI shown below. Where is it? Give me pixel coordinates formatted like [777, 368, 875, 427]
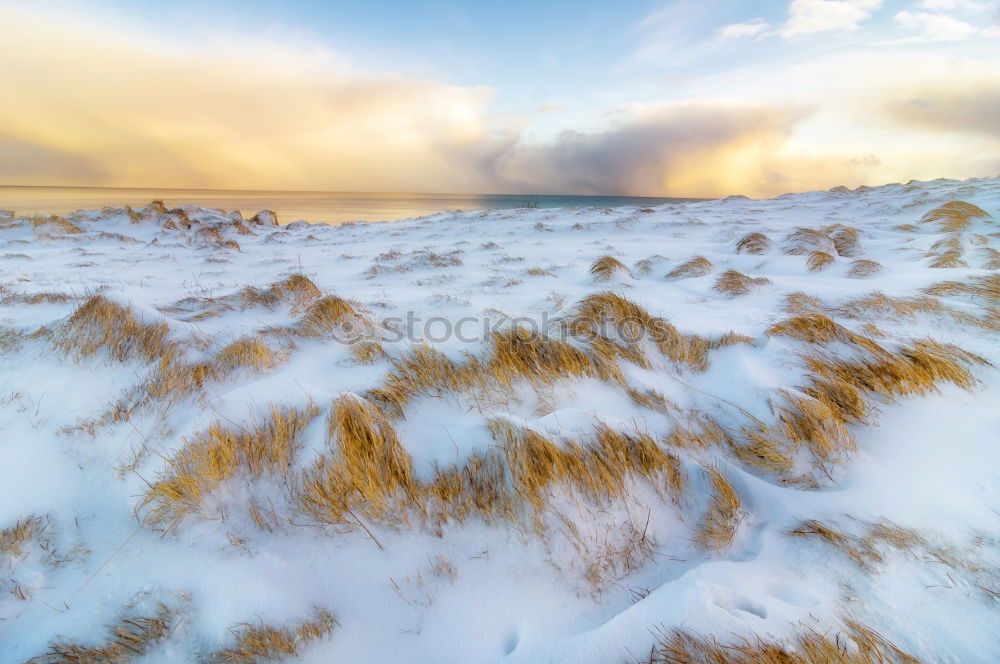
[0, 179, 998, 662]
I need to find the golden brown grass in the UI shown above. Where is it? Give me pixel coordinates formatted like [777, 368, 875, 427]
[142, 403, 320, 527]
[695, 467, 740, 552]
[805, 339, 988, 400]
[711, 331, 756, 348]
[713, 269, 771, 297]
[847, 259, 882, 278]
[0, 515, 43, 557]
[923, 273, 999, 304]
[782, 291, 825, 314]
[806, 251, 834, 272]
[56, 296, 171, 363]
[827, 225, 863, 257]
[239, 274, 321, 312]
[143, 336, 279, 405]
[489, 419, 685, 509]
[299, 395, 416, 525]
[666, 256, 713, 280]
[492, 326, 622, 388]
[30, 604, 174, 664]
[789, 519, 927, 571]
[921, 200, 991, 232]
[570, 291, 711, 371]
[294, 294, 362, 337]
[783, 228, 834, 255]
[208, 609, 335, 664]
[590, 255, 632, 281]
[366, 344, 478, 417]
[735, 232, 772, 254]
[29, 214, 84, 235]
[649, 617, 920, 663]
[665, 413, 730, 450]
[350, 340, 385, 364]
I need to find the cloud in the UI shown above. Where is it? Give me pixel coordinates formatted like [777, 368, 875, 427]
[718, 19, 772, 40]
[883, 84, 1000, 138]
[781, 0, 882, 37]
[0, 4, 517, 193]
[894, 10, 979, 40]
[919, 0, 990, 10]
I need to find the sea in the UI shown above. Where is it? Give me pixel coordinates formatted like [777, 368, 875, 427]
[0, 185, 703, 225]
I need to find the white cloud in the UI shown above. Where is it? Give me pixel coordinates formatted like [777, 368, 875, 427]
[895, 10, 980, 40]
[919, 0, 990, 10]
[781, 0, 883, 38]
[718, 18, 772, 40]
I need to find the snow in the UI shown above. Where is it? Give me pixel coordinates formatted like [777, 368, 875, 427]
[1, 178, 999, 662]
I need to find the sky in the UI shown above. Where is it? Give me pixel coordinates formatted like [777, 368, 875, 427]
[0, 0, 998, 198]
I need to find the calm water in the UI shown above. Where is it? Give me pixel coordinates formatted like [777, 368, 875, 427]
[0, 186, 702, 225]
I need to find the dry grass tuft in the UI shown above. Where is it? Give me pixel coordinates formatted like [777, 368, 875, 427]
[294, 295, 362, 337]
[299, 395, 416, 524]
[489, 326, 612, 385]
[923, 273, 1000, 304]
[31, 604, 174, 664]
[735, 232, 772, 254]
[489, 418, 684, 509]
[208, 609, 335, 664]
[928, 253, 968, 269]
[0, 515, 43, 557]
[847, 259, 882, 278]
[215, 335, 277, 373]
[589, 255, 632, 281]
[666, 256, 713, 280]
[784, 228, 834, 255]
[29, 214, 84, 235]
[649, 617, 920, 663]
[806, 251, 835, 272]
[350, 340, 385, 365]
[711, 331, 756, 348]
[782, 291, 825, 314]
[805, 338, 988, 400]
[366, 344, 479, 417]
[828, 225, 863, 257]
[570, 291, 711, 371]
[142, 404, 320, 527]
[921, 200, 991, 232]
[695, 467, 740, 552]
[713, 269, 771, 297]
[56, 296, 170, 364]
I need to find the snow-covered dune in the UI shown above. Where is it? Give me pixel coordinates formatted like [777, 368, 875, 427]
[1, 179, 998, 663]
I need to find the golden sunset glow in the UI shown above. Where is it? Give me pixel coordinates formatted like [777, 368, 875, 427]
[1, 2, 998, 197]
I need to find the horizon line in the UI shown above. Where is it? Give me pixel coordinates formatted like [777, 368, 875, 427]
[0, 183, 709, 201]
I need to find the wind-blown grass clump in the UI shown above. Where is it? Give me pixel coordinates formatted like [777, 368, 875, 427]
[589, 255, 632, 281]
[921, 200, 991, 232]
[366, 344, 479, 417]
[666, 255, 713, 280]
[569, 291, 711, 371]
[299, 395, 416, 525]
[695, 467, 740, 552]
[924, 273, 999, 304]
[142, 404, 320, 527]
[294, 294, 363, 337]
[0, 515, 43, 557]
[649, 617, 919, 663]
[735, 232, 771, 254]
[56, 295, 171, 364]
[847, 259, 882, 278]
[489, 419, 684, 511]
[30, 604, 174, 664]
[208, 610, 336, 664]
[783, 227, 835, 255]
[828, 224, 863, 256]
[806, 251, 834, 272]
[713, 269, 771, 297]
